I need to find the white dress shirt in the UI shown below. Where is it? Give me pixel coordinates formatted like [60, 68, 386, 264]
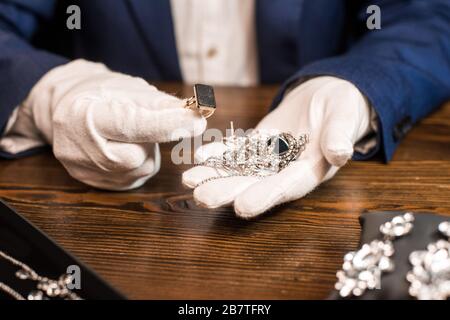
[170, 0, 258, 86]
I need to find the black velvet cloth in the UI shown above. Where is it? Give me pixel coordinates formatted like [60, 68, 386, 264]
[329, 211, 450, 300]
[0, 200, 124, 300]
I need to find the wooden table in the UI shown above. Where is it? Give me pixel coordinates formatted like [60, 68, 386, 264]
[0, 84, 449, 299]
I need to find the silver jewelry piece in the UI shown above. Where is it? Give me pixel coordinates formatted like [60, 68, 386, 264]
[0, 282, 26, 300]
[407, 220, 450, 300]
[335, 212, 414, 298]
[196, 127, 309, 186]
[0, 250, 82, 300]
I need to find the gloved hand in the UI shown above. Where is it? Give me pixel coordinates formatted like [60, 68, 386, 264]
[182, 76, 374, 218]
[0, 59, 206, 190]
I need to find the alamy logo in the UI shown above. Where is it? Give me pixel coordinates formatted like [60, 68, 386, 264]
[66, 265, 81, 290]
[366, 5, 381, 30]
[65, 4, 379, 31]
[66, 5, 81, 30]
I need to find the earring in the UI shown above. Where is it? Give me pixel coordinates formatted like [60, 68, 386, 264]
[407, 221, 450, 300]
[335, 213, 414, 298]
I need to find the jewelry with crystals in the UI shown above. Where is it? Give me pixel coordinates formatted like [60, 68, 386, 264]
[184, 84, 216, 118]
[335, 212, 414, 298]
[195, 127, 309, 186]
[407, 221, 450, 300]
[0, 250, 82, 300]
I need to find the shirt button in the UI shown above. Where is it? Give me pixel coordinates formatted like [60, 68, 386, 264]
[206, 47, 218, 58]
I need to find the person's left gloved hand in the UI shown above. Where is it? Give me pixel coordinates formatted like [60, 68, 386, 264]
[182, 76, 374, 219]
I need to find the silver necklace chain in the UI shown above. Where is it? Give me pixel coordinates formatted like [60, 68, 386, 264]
[194, 130, 309, 187]
[0, 250, 39, 279]
[0, 282, 26, 300]
[0, 250, 82, 300]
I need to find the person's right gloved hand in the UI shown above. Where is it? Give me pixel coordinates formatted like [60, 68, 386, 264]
[0, 59, 206, 190]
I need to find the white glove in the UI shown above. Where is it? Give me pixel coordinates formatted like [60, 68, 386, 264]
[182, 76, 373, 219]
[0, 59, 206, 190]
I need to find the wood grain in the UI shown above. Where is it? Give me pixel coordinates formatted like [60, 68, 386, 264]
[0, 84, 449, 299]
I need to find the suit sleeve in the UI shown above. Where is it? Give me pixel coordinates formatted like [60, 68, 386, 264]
[0, 0, 67, 138]
[272, 0, 450, 162]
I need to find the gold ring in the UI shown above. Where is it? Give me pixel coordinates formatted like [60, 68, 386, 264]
[184, 84, 216, 119]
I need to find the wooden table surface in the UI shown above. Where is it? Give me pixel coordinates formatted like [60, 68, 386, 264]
[0, 83, 449, 299]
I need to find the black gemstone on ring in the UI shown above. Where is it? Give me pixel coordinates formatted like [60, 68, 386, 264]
[194, 84, 216, 109]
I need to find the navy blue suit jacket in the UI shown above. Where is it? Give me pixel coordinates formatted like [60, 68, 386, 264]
[0, 0, 449, 161]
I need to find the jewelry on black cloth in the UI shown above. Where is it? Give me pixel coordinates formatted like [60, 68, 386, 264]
[0, 250, 82, 300]
[334, 212, 414, 298]
[407, 221, 450, 300]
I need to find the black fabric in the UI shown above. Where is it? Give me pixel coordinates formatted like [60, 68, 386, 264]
[0, 199, 124, 300]
[329, 211, 450, 300]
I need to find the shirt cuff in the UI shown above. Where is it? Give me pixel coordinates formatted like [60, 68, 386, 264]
[0, 104, 46, 156]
